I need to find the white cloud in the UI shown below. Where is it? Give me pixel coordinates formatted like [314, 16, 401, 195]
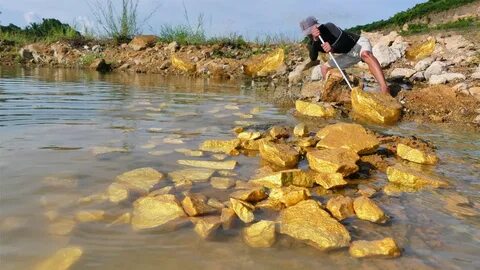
[23, 11, 40, 24]
[74, 16, 95, 34]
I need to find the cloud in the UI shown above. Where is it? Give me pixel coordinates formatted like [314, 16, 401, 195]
[74, 16, 95, 34]
[23, 11, 40, 24]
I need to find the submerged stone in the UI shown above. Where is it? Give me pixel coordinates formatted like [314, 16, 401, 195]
[210, 177, 236, 189]
[108, 212, 131, 227]
[48, 218, 76, 236]
[107, 182, 129, 203]
[220, 208, 236, 230]
[279, 200, 351, 250]
[326, 195, 355, 221]
[181, 193, 217, 217]
[386, 164, 449, 188]
[316, 123, 380, 155]
[34, 246, 83, 270]
[353, 196, 388, 224]
[75, 210, 105, 223]
[396, 143, 438, 165]
[131, 195, 186, 230]
[295, 100, 336, 118]
[306, 148, 359, 176]
[293, 123, 309, 137]
[193, 216, 222, 240]
[351, 87, 402, 125]
[269, 186, 310, 207]
[230, 198, 255, 223]
[42, 175, 78, 189]
[199, 139, 240, 154]
[116, 167, 164, 193]
[207, 198, 225, 209]
[259, 141, 299, 168]
[230, 187, 267, 203]
[168, 168, 215, 183]
[177, 160, 237, 170]
[238, 131, 262, 141]
[91, 146, 128, 156]
[243, 220, 276, 248]
[174, 148, 204, 157]
[349, 238, 401, 258]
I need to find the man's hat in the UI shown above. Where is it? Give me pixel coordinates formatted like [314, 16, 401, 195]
[300, 16, 318, 36]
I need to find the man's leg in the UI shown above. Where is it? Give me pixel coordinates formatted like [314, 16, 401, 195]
[321, 64, 331, 79]
[360, 51, 390, 95]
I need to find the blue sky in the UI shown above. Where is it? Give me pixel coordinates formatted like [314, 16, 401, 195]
[0, 0, 426, 39]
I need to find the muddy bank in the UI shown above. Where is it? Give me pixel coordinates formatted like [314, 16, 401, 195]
[1, 29, 480, 128]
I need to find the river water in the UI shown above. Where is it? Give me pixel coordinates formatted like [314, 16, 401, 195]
[0, 66, 479, 270]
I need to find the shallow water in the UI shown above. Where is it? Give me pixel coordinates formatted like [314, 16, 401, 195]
[0, 67, 479, 270]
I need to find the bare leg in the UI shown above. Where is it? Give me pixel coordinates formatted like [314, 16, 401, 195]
[361, 51, 390, 95]
[321, 64, 331, 80]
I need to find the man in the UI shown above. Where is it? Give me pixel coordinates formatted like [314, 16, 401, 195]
[300, 16, 390, 95]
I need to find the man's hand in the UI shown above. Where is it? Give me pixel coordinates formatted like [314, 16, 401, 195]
[311, 26, 320, 41]
[321, 42, 332, 53]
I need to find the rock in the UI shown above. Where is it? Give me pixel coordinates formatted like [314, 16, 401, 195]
[349, 238, 401, 258]
[396, 143, 438, 165]
[279, 200, 351, 250]
[295, 100, 336, 118]
[131, 195, 186, 230]
[168, 168, 215, 183]
[411, 72, 425, 81]
[207, 198, 225, 209]
[353, 196, 388, 224]
[181, 193, 217, 216]
[243, 220, 276, 248]
[351, 88, 402, 125]
[474, 115, 480, 125]
[269, 126, 290, 139]
[129, 35, 157, 51]
[300, 80, 323, 98]
[167, 41, 179, 53]
[316, 123, 380, 154]
[116, 167, 164, 193]
[90, 146, 128, 155]
[443, 35, 473, 51]
[390, 68, 416, 78]
[220, 208, 236, 229]
[75, 210, 105, 223]
[199, 139, 240, 154]
[311, 65, 323, 81]
[386, 164, 449, 188]
[230, 198, 255, 223]
[372, 38, 407, 67]
[175, 148, 204, 157]
[107, 182, 129, 203]
[453, 82, 468, 93]
[429, 73, 466, 85]
[108, 212, 131, 227]
[19, 44, 44, 62]
[250, 169, 301, 188]
[210, 177, 235, 189]
[424, 61, 445, 79]
[42, 175, 78, 189]
[293, 123, 308, 137]
[326, 195, 355, 221]
[177, 160, 237, 170]
[288, 59, 309, 84]
[414, 57, 434, 71]
[171, 54, 197, 72]
[312, 172, 346, 190]
[259, 141, 299, 168]
[472, 72, 480, 80]
[469, 87, 480, 101]
[269, 186, 310, 206]
[34, 246, 83, 270]
[230, 187, 267, 203]
[89, 58, 111, 73]
[48, 218, 76, 236]
[306, 148, 359, 176]
[92, 45, 102, 53]
[237, 131, 262, 141]
[193, 216, 221, 239]
[296, 136, 318, 148]
[51, 43, 69, 63]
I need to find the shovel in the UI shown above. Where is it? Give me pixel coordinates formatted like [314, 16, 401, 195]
[318, 36, 354, 91]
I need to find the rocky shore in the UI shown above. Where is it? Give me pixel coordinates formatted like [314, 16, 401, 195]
[2, 29, 480, 128]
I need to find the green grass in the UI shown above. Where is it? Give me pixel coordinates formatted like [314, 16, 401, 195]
[348, 0, 478, 33]
[79, 52, 103, 66]
[400, 17, 480, 35]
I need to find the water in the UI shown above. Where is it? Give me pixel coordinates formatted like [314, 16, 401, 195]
[1, 67, 479, 270]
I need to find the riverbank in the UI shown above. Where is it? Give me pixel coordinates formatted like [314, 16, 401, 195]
[1, 28, 480, 129]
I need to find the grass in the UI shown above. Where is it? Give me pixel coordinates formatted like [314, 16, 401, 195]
[348, 0, 478, 33]
[79, 52, 103, 66]
[400, 17, 480, 35]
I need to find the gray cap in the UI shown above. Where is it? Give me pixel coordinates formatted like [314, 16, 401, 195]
[300, 16, 318, 36]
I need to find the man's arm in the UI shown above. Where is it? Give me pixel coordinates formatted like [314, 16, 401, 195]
[308, 38, 325, 61]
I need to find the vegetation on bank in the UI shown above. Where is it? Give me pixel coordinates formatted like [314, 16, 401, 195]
[401, 17, 480, 35]
[347, 0, 478, 33]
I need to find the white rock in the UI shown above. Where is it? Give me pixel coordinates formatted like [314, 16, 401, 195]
[372, 38, 407, 68]
[473, 115, 480, 124]
[167, 41, 179, 53]
[471, 72, 480, 80]
[429, 75, 448, 85]
[424, 61, 445, 79]
[443, 35, 474, 51]
[411, 72, 425, 81]
[311, 65, 323, 81]
[469, 87, 480, 101]
[453, 82, 468, 93]
[414, 57, 434, 72]
[429, 73, 466, 85]
[390, 68, 416, 78]
[377, 31, 400, 46]
[288, 59, 310, 84]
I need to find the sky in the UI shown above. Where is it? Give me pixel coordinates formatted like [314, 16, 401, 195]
[0, 0, 427, 40]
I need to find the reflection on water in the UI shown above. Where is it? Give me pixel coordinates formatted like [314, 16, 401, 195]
[1, 67, 479, 270]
